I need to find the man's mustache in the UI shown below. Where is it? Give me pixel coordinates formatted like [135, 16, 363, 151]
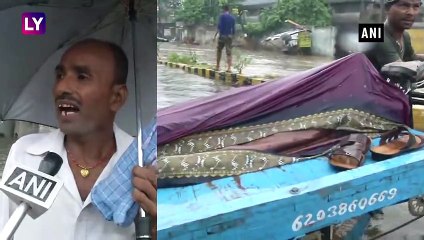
[55, 93, 81, 106]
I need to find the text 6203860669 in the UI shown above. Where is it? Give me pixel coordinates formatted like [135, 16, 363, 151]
[291, 188, 398, 232]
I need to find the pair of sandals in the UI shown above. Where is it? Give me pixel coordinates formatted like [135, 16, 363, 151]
[329, 127, 424, 170]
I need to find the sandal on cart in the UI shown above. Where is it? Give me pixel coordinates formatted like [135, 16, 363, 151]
[329, 134, 371, 169]
[371, 127, 424, 161]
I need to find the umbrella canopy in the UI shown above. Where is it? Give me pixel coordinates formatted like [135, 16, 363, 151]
[0, 0, 156, 136]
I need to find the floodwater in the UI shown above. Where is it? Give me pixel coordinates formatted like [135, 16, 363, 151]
[157, 42, 332, 79]
[157, 64, 231, 109]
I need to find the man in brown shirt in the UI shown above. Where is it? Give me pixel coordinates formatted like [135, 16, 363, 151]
[363, 0, 424, 72]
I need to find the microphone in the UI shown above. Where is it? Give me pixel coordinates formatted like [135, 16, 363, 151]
[0, 152, 63, 240]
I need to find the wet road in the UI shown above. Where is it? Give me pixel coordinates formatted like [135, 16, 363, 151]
[158, 42, 332, 78]
[157, 64, 231, 109]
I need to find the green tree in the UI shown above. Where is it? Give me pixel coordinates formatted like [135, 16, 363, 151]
[176, 0, 243, 26]
[175, 0, 210, 25]
[275, 0, 331, 27]
[158, 1, 169, 23]
[245, 0, 332, 37]
[158, 0, 182, 23]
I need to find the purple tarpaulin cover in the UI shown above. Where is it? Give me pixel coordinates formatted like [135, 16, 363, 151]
[158, 53, 411, 145]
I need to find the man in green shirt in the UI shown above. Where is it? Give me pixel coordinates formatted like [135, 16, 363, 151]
[363, 0, 424, 72]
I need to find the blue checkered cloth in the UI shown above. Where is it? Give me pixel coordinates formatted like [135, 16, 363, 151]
[91, 119, 157, 227]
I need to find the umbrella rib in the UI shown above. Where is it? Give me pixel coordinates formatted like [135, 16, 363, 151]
[4, 118, 57, 129]
[57, 18, 125, 49]
[119, 17, 128, 46]
[55, 2, 122, 49]
[0, 0, 120, 12]
[26, 0, 105, 9]
[27, 4, 91, 9]
[54, 1, 155, 49]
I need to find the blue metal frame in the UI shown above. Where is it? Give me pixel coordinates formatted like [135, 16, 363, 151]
[158, 137, 424, 239]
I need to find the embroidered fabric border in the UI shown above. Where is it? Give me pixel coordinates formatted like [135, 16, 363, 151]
[158, 109, 403, 179]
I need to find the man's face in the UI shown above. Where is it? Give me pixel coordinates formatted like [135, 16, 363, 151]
[387, 0, 422, 30]
[53, 43, 122, 135]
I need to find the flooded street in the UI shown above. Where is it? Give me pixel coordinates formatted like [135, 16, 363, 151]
[157, 64, 231, 109]
[158, 42, 332, 78]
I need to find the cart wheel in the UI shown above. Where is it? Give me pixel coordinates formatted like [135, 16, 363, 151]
[408, 196, 424, 216]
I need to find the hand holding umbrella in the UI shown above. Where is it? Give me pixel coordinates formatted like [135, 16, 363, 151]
[132, 166, 157, 239]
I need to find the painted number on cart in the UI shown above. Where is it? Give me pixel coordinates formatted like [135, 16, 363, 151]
[291, 188, 397, 232]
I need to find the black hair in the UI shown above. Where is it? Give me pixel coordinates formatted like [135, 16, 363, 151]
[223, 5, 229, 11]
[385, 0, 398, 10]
[71, 38, 128, 85]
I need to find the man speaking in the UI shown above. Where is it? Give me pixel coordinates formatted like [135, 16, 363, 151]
[362, 0, 424, 72]
[0, 39, 157, 239]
